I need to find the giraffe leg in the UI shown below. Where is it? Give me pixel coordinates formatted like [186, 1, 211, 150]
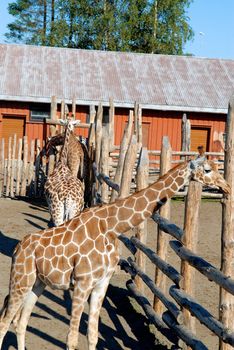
[13, 278, 46, 350]
[66, 280, 92, 350]
[87, 275, 112, 350]
[0, 290, 29, 349]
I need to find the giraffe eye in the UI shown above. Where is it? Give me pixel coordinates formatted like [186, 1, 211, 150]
[204, 169, 211, 173]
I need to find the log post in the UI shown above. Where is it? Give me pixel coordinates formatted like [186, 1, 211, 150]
[100, 127, 110, 203]
[134, 101, 139, 137]
[138, 105, 143, 148]
[89, 105, 96, 124]
[20, 136, 28, 196]
[10, 134, 17, 198]
[16, 138, 22, 197]
[5, 136, 12, 197]
[109, 97, 115, 152]
[0, 138, 4, 197]
[181, 113, 191, 159]
[181, 180, 202, 349]
[50, 95, 57, 136]
[110, 110, 133, 202]
[135, 147, 149, 291]
[72, 97, 76, 117]
[219, 95, 234, 350]
[119, 133, 138, 198]
[95, 102, 103, 172]
[154, 136, 172, 313]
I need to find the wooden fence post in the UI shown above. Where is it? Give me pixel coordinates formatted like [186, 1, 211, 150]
[5, 137, 12, 197]
[16, 138, 22, 196]
[95, 102, 103, 172]
[110, 110, 133, 202]
[0, 139, 4, 197]
[135, 147, 149, 291]
[100, 127, 110, 203]
[138, 105, 142, 148]
[20, 136, 28, 196]
[109, 97, 115, 152]
[181, 113, 191, 159]
[72, 97, 76, 117]
[119, 133, 138, 198]
[50, 95, 57, 136]
[154, 136, 172, 312]
[134, 101, 139, 137]
[219, 95, 234, 350]
[181, 180, 202, 349]
[10, 134, 17, 198]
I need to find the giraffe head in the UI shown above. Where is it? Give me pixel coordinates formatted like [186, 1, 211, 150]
[189, 159, 230, 194]
[58, 118, 81, 130]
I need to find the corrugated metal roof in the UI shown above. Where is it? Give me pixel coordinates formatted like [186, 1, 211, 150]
[0, 43, 234, 113]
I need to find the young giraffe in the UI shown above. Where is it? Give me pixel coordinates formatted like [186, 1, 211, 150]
[0, 159, 230, 350]
[45, 131, 92, 207]
[44, 119, 84, 226]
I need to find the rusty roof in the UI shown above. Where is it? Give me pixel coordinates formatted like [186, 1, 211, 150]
[0, 43, 234, 113]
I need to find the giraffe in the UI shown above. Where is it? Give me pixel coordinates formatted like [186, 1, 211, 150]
[45, 130, 92, 207]
[44, 119, 85, 227]
[0, 159, 230, 350]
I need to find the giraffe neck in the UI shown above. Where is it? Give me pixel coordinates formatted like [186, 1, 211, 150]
[59, 125, 72, 165]
[110, 161, 191, 235]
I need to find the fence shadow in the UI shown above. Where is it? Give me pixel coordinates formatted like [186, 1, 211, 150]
[0, 231, 19, 257]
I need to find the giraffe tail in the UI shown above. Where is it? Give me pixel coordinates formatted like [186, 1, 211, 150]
[0, 295, 9, 320]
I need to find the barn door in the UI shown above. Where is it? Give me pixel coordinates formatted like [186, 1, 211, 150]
[2, 116, 25, 156]
[190, 127, 210, 152]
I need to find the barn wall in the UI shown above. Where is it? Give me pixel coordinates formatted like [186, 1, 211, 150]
[0, 101, 226, 153]
[114, 108, 226, 152]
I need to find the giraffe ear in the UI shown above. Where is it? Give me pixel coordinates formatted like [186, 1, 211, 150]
[58, 119, 67, 126]
[72, 120, 81, 127]
[189, 160, 196, 170]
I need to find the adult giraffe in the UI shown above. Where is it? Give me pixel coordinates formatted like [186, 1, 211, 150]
[44, 119, 84, 226]
[0, 159, 230, 350]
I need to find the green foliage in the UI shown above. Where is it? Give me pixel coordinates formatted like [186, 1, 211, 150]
[5, 0, 194, 54]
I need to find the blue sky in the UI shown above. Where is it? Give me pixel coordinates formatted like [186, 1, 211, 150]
[0, 0, 234, 59]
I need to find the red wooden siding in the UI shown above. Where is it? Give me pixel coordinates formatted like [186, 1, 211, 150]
[0, 101, 226, 155]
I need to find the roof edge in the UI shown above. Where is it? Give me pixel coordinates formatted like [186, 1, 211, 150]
[0, 95, 228, 115]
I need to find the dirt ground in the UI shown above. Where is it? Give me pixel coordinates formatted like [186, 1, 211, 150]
[0, 197, 223, 350]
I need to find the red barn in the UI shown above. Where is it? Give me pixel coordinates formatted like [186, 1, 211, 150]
[0, 43, 234, 153]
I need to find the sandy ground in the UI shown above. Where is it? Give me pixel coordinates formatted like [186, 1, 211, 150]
[0, 197, 223, 349]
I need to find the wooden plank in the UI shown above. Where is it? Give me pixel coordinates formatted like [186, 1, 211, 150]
[220, 95, 234, 350]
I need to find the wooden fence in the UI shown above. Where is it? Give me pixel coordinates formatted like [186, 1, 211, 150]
[94, 98, 234, 349]
[0, 95, 234, 349]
